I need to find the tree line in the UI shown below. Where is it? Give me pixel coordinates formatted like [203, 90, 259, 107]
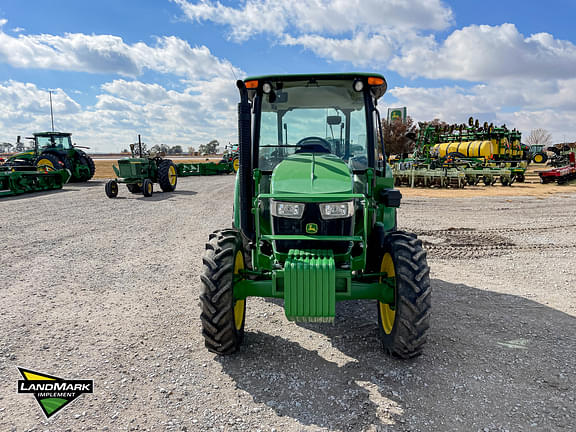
[121, 139, 221, 155]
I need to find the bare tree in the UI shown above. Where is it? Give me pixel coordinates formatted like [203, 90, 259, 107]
[527, 128, 552, 147]
[199, 139, 219, 155]
[380, 116, 418, 156]
[0, 142, 13, 153]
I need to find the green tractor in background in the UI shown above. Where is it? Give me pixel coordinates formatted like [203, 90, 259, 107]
[529, 144, 549, 164]
[200, 73, 431, 358]
[105, 136, 177, 198]
[4, 132, 95, 182]
[222, 143, 240, 172]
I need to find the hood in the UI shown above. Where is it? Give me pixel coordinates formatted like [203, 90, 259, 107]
[7, 151, 35, 161]
[271, 153, 353, 195]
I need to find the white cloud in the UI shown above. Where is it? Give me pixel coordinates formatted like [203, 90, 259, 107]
[390, 23, 576, 81]
[101, 80, 172, 104]
[0, 81, 80, 121]
[283, 33, 397, 66]
[387, 81, 576, 142]
[0, 79, 239, 152]
[0, 21, 240, 80]
[173, 0, 453, 41]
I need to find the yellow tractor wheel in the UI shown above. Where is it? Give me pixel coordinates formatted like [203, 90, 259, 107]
[35, 154, 61, 172]
[376, 231, 431, 358]
[158, 160, 178, 192]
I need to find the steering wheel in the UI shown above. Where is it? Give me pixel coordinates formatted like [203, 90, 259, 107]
[295, 136, 331, 154]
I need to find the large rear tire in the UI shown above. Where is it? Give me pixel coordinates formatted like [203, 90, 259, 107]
[77, 154, 96, 181]
[35, 154, 63, 171]
[532, 153, 548, 164]
[200, 229, 246, 355]
[158, 159, 177, 192]
[375, 231, 431, 358]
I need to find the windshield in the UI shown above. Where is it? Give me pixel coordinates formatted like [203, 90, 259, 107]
[258, 80, 369, 171]
[36, 135, 72, 150]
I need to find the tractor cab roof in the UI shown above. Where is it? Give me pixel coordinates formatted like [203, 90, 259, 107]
[243, 73, 387, 100]
[33, 132, 72, 137]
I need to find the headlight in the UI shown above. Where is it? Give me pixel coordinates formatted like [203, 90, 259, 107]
[319, 201, 354, 219]
[271, 201, 305, 219]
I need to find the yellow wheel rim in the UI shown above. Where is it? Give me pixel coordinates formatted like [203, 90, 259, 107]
[378, 253, 396, 334]
[233, 158, 240, 172]
[168, 165, 177, 186]
[36, 159, 54, 170]
[233, 251, 245, 330]
[534, 154, 543, 163]
[147, 183, 152, 194]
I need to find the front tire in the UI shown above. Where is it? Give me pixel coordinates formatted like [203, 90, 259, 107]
[105, 180, 118, 198]
[200, 229, 246, 355]
[142, 179, 153, 197]
[376, 231, 431, 358]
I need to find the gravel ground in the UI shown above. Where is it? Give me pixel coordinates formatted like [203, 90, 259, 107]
[1, 176, 575, 432]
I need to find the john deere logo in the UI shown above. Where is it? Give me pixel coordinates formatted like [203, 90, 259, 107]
[306, 223, 318, 234]
[17, 367, 94, 419]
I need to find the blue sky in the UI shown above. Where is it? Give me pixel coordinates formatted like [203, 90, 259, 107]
[1, 0, 575, 151]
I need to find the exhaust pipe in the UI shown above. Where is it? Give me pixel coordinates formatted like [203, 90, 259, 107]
[236, 80, 254, 241]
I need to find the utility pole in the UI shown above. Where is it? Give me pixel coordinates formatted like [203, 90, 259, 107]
[49, 90, 55, 132]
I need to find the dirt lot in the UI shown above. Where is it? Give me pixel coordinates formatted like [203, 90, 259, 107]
[1, 176, 575, 431]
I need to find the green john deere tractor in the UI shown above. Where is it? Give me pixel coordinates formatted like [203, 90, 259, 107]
[222, 143, 240, 172]
[5, 132, 95, 182]
[105, 138, 177, 198]
[200, 73, 431, 358]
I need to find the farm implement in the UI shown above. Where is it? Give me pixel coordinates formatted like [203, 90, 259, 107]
[392, 163, 466, 188]
[0, 164, 71, 197]
[176, 159, 234, 176]
[392, 118, 527, 187]
[538, 151, 576, 184]
[200, 73, 431, 358]
[176, 144, 238, 176]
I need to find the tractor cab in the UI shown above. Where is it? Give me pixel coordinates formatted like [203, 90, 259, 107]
[34, 132, 73, 151]
[253, 77, 380, 172]
[248, 75, 384, 173]
[200, 74, 431, 359]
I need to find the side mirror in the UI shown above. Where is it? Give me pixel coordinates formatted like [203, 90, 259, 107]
[327, 115, 342, 125]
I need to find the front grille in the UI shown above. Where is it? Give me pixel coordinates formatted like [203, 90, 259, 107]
[272, 203, 353, 254]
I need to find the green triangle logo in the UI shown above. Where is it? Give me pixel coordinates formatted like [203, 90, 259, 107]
[17, 367, 93, 419]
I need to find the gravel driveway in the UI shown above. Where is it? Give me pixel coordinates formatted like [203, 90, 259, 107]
[1, 176, 574, 431]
